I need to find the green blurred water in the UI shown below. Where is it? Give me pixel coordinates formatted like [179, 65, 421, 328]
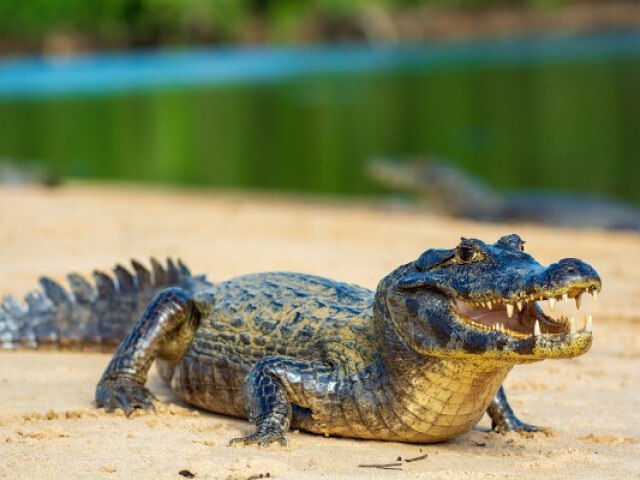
[1, 56, 639, 203]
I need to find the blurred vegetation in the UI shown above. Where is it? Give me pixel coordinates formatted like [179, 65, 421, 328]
[0, 0, 576, 52]
[3, 54, 639, 202]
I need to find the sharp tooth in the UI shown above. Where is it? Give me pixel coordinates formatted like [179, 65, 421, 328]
[506, 303, 514, 318]
[585, 315, 592, 333]
[575, 292, 582, 310]
[530, 294, 536, 301]
[534, 320, 541, 336]
[481, 301, 487, 308]
[517, 301, 523, 311]
[548, 297, 556, 311]
[500, 324, 505, 333]
[569, 317, 576, 333]
[562, 293, 569, 304]
[487, 301, 492, 310]
[592, 290, 598, 302]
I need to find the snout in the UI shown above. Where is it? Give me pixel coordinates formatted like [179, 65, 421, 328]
[532, 258, 601, 293]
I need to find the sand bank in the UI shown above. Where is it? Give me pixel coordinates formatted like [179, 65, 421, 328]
[0, 183, 638, 479]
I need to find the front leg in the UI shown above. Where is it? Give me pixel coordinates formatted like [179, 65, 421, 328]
[95, 288, 198, 416]
[486, 386, 539, 433]
[230, 357, 332, 447]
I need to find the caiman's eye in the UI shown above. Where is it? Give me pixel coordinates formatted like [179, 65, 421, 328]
[457, 245, 478, 262]
[519, 243, 525, 252]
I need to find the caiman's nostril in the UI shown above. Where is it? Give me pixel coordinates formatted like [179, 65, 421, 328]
[558, 258, 582, 274]
[544, 258, 600, 288]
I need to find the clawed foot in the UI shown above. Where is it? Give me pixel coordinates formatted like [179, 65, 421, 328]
[492, 417, 541, 434]
[229, 432, 289, 448]
[95, 377, 157, 417]
[488, 387, 547, 436]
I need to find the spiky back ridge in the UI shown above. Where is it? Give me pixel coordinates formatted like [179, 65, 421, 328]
[0, 259, 209, 350]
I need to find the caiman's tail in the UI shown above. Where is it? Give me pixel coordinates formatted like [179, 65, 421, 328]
[0, 258, 211, 350]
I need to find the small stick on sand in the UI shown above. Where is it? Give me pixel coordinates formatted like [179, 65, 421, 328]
[404, 453, 429, 463]
[358, 462, 403, 470]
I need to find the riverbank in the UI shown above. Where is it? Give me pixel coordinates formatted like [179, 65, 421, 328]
[0, 183, 638, 479]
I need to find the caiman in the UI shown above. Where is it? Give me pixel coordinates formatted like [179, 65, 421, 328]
[0, 235, 601, 446]
[369, 157, 640, 231]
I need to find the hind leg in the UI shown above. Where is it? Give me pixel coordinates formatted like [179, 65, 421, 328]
[95, 287, 198, 416]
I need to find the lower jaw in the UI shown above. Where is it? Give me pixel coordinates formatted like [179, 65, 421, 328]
[469, 332, 593, 362]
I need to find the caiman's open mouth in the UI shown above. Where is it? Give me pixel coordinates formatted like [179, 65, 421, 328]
[451, 286, 599, 339]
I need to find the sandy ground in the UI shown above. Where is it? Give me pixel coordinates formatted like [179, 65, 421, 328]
[0, 183, 639, 480]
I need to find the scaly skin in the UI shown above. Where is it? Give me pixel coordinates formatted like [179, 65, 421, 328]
[92, 234, 601, 446]
[0, 258, 208, 350]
